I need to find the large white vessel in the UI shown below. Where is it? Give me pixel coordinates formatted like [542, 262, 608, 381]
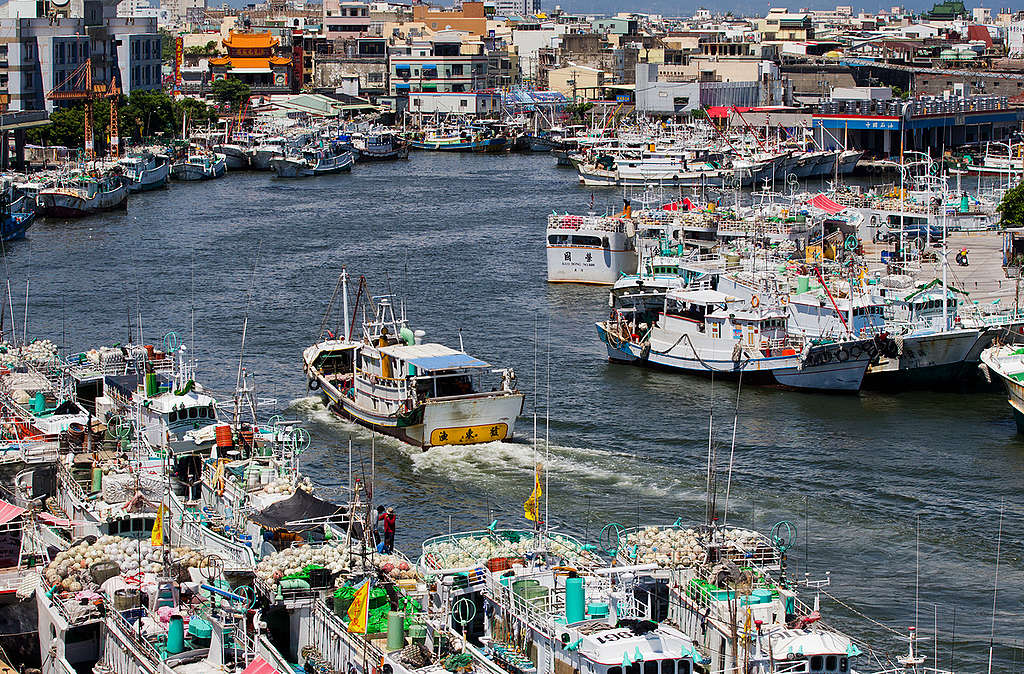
[303, 270, 524, 448]
[546, 212, 637, 284]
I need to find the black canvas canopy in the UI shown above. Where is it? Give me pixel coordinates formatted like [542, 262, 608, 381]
[249, 489, 360, 536]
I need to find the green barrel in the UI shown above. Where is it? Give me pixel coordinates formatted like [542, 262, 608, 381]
[565, 577, 584, 623]
[387, 611, 405, 651]
[167, 615, 185, 654]
[409, 623, 427, 646]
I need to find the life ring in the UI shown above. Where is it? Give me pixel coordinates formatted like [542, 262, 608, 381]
[307, 377, 320, 391]
[780, 295, 789, 305]
[751, 295, 760, 308]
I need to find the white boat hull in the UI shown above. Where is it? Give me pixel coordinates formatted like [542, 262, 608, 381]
[597, 322, 872, 392]
[546, 236, 636, 284]
[126, 160, 170, 192]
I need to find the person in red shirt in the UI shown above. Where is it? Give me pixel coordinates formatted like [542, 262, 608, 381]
[377, 506, 396, 553]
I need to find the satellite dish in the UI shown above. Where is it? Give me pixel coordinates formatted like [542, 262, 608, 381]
[51, 0, 71, 7]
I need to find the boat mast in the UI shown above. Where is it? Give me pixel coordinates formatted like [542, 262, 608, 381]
[941, 173, 949, 330]
[341, 267, 351, 341]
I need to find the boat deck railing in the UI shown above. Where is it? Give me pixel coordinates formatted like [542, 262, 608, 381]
[103, 602, 163, 673]
[420, 529, 601, 572]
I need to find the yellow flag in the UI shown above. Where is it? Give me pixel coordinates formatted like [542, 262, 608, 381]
[347, 580, 371, 633]
[524, 463, 542, 522]
[151, 505, 164, 547]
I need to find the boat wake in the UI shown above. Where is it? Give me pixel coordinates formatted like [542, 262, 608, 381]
[286, 396, 687, 496]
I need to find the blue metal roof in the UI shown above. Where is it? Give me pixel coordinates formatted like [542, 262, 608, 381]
[408, 353, 490, 371]
[422, 63, 437, 69]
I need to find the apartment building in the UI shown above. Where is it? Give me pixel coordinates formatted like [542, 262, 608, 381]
[388, 33, 488, 96]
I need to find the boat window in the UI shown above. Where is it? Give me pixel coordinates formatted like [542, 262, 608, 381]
[549, 235, 569, 245]
[602, 236, 611, 249]
[826, 656, 838, 671]
[626, 664, 640, 674]
[208, 405, 216, 418]
[572, 235, 602, 247]
[678, 661, 690, 674]
[198, 407, 207, 418]
[608, 668, 622, 674]
[189, 407, 198, 419]
[838, 658, 848, 672]
[644, 661, 658, 674]
[810, 656, 824, 672]
[169, 410, 178, 422]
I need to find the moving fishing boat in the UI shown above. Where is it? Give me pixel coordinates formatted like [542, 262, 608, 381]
[36, 175, 127, 218]
[118, 153, 170, 192]
[303, 270, 524, 448]
[171, 152, 227, 181]
[271, 146, 354, 178]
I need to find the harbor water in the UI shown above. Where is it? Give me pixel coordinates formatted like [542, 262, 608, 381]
[7, 154, 1023, 670]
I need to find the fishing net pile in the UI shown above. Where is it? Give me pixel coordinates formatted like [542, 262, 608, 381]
[44, 536, 204, 592]
[620, 526, 770, 567]
[255, 544, 419, 590]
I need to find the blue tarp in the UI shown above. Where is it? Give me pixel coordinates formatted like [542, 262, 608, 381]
[395, 64, 410, 70]
[422, 63, 437, 70]
[408, 353, 490, 372]
[395, 82, 411, 89]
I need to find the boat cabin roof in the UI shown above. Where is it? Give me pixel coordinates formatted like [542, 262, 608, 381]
[665, 288, 738, 306]
[765, 627, 856, 658]
[376, 343, 490, 371]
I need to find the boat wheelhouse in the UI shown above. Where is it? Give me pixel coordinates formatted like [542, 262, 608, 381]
[304, 271, 524, 448]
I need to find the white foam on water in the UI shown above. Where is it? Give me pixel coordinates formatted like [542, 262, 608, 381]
[287, 396, 687, 497]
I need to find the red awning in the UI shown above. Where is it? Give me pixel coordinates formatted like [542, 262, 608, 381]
[38, 512, 76, 527]
[242, 657, 282, 674]
[706, 106, 753, 119]
[0, 500, 24, 525]
[807, 194, 846, 215]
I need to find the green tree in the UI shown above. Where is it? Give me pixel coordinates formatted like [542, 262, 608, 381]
[998, 182, 1024, 228]
[173, 96, 219, 130]
[159, 28, 177, 63]
[27, 102, 111, 153]
[210, 78, 251, 111]
[26, 92, 219, 150]
[121, 90, 177, 141]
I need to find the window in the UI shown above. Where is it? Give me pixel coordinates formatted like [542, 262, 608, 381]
[459, 99, 467, 107]
[170, 410, 178, 422]
[678, 661, 690, 674]
[810, 656, 824, 672]
[644, 662, 658, 674]
[571, 235, 601, 246]
[608, 668, 622, 674]
[826, 656, 838, 672]
[452, 63, 463, 75]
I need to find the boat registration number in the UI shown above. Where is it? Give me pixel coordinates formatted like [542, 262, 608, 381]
[431, 423, 508, 446]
